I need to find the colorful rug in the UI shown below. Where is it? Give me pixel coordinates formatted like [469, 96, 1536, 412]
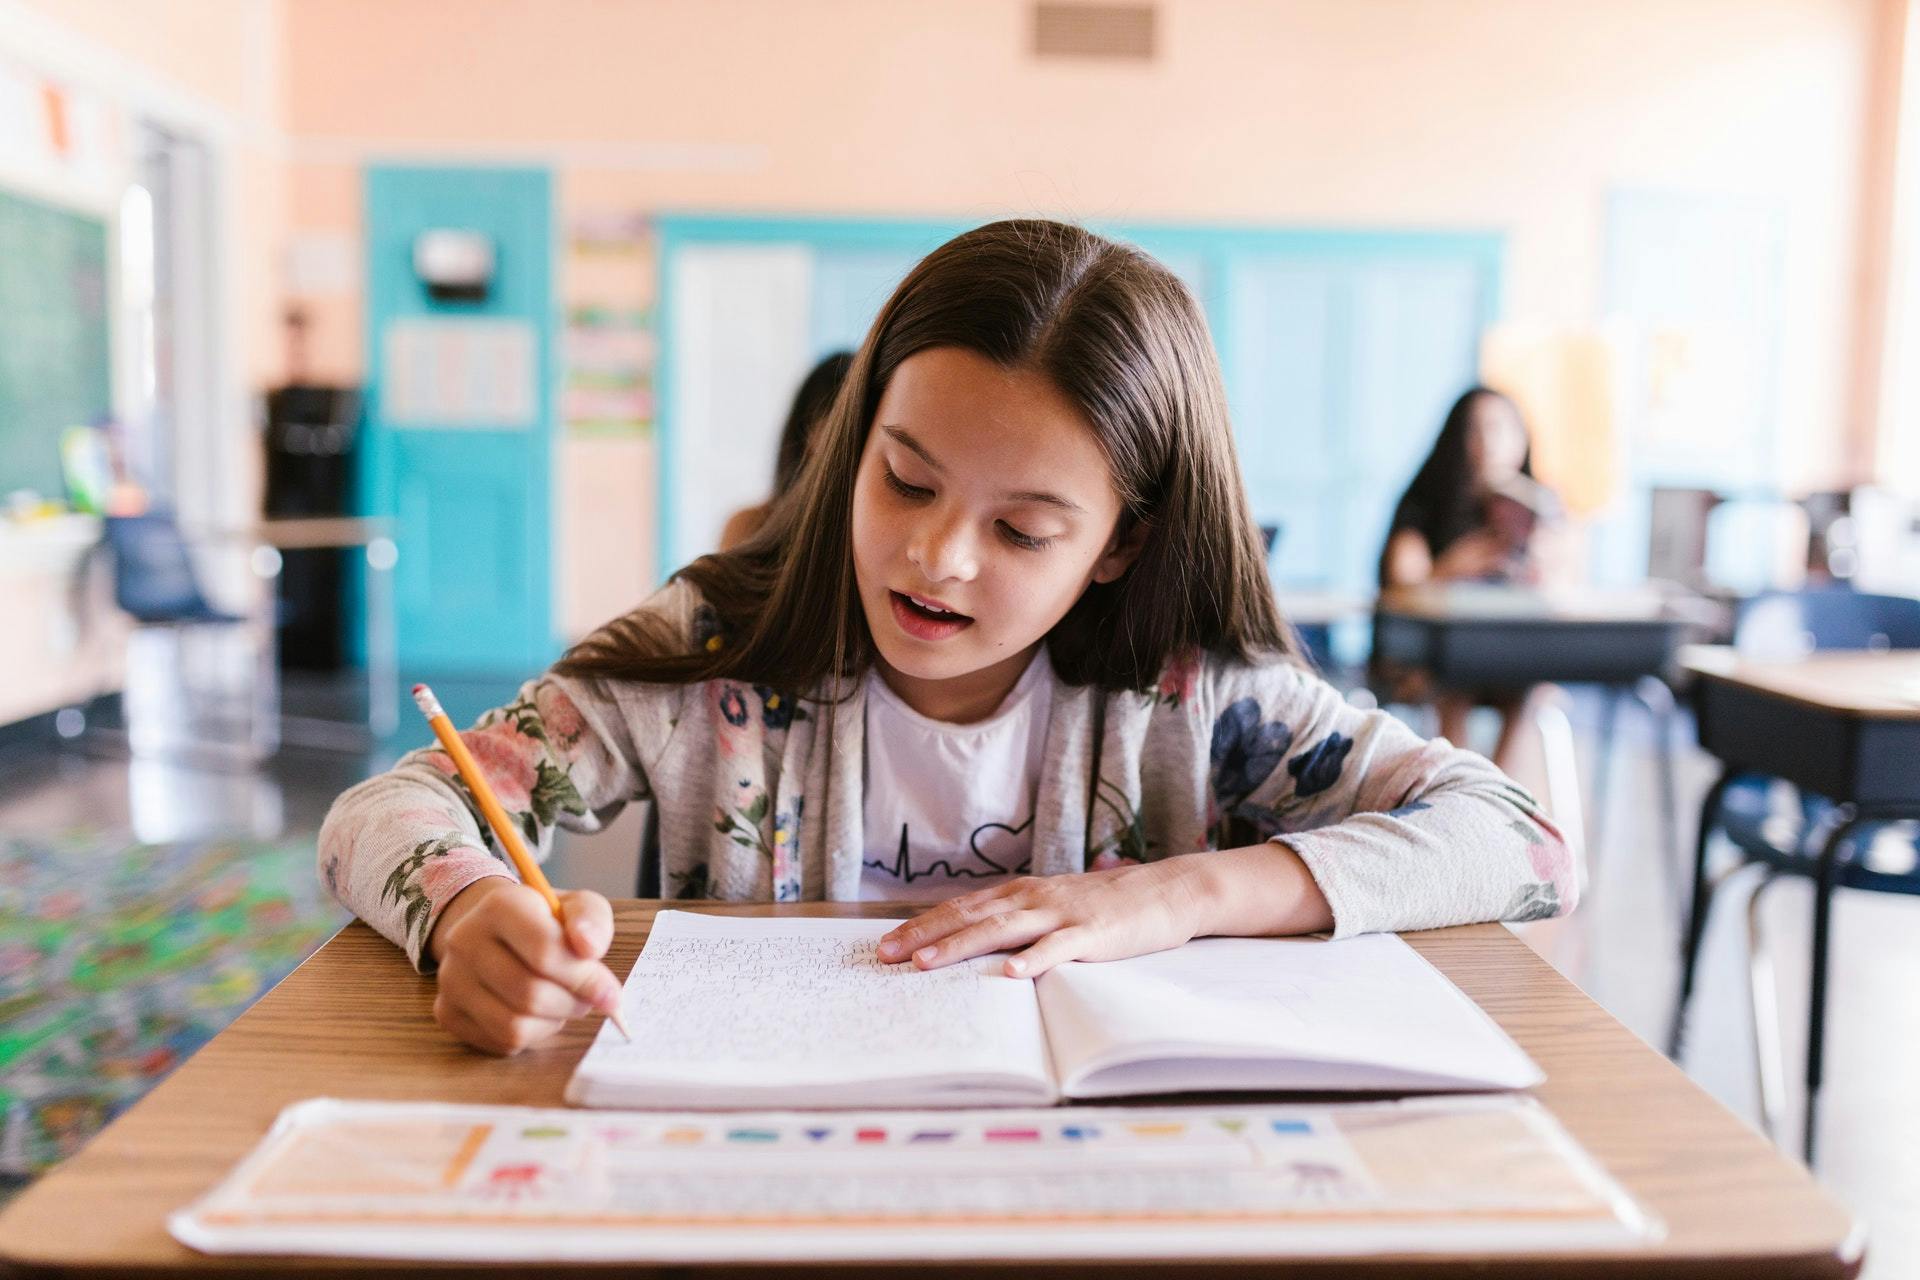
[0, 830, 347, 1182]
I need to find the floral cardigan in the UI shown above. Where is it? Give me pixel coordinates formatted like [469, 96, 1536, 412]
[319, 581, 1578, 971]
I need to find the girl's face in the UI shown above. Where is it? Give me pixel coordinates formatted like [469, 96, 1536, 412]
[1465, 395, 1529, 486]
[851, 346, 1141, 721]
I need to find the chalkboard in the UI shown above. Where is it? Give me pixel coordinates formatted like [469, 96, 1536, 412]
[0, 187, 112, 501]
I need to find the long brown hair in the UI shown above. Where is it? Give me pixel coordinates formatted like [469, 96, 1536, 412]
[556, 219, 1291, 693]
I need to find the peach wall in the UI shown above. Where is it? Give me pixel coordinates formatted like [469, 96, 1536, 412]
[1850, 0, 1908, 479]
[12, 0, 289, 388]
[277, 0, 1879, 490]
[14, 0, 273, 120]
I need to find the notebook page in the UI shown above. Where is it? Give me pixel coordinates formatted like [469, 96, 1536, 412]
[568, 912, 1053, 1106]
[1036, 934, 1541, 1096]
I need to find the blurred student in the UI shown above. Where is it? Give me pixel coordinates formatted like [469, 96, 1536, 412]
[719, 352, 855, 551]
[1378, 386, 1564, 765]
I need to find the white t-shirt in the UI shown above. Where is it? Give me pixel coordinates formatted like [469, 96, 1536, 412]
[860, 648, 1053, 902]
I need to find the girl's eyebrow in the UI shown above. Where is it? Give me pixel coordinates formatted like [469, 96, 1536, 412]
[881, 424, 1086, 514]
[881, 425, 943, 472]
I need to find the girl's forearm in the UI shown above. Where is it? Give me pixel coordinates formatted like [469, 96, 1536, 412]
[1173, 842, 1335, 939]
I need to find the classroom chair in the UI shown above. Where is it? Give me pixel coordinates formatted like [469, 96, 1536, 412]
[101, 513, 278, 760]
[1257, 523, 1336, 671]
[635, 799, 662, 897]
[1646, 486, 1721, 590]
[1669, 587, 1920, 1156]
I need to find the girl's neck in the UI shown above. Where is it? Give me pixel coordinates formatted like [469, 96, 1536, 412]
[874, 643, 1041, 724]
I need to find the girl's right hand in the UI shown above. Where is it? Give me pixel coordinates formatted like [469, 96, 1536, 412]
[425, 878, 624, 1056]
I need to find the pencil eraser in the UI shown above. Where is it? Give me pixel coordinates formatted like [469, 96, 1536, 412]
[411, 685, 445, 721]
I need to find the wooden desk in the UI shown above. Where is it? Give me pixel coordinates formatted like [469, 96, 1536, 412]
[0, 515, 125, 727]
[1683, 648, 1920, 800]
[246, 517, 393, 555]
[1673, 647, 1920, 1162]
[1372, 585, 1686, 690]
[1373, 585, 1692, 895]
[0, 903, 1860, 1277]
[205, 517, 401, 744]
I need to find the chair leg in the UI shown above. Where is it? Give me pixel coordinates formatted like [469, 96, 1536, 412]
[1670, 767, 1734, 1059]
[1532, 695, 1586, 896]
[634, 799, 662, 899]
[1804, 809, 1864, 1166]
[1634, 676, 1685, 925]
[1745, 868, 1786, 1144]
[1587, 687, 1622, 867]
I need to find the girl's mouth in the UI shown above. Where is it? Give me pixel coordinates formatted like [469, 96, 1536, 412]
[888, 590, 974, 641]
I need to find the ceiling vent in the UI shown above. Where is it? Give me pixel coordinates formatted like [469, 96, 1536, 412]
[1032, 3, 1156, 61]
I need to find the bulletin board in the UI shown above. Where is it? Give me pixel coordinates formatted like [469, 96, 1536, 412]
[0, 186, 112, 501]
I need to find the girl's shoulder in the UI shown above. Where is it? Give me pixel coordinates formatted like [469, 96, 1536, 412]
[576, 576, 724, 659]
[1133, 645, 1319, 720]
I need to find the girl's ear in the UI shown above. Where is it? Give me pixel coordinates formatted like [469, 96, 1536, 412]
[1090, 518, 1150, 585]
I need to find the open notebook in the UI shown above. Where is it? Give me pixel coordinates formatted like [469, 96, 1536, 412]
[565, 912, 1541, 1109]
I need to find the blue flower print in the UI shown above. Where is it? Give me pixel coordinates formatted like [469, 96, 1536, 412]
[1288, 733, 1354, 798]
[1384, 799, 1432, 820]
[755, 685, 799, 731]
[692, 604, 724, 653]
[718, 686, 749, 728]
[1210, 698, 1295, 808]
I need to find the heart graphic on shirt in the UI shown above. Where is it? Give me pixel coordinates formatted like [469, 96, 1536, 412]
[967, 815, 1034, 875]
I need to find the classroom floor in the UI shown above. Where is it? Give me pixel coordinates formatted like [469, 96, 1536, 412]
[0, 678, 1913, 1275]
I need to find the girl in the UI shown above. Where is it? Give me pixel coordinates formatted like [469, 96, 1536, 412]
[1377, 387, 1566, 766]
[320, 221, 1575, 1057]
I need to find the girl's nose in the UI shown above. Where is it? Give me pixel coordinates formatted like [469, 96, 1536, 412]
[906, 510, 979, 583]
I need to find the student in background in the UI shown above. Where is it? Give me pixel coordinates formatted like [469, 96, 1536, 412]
[321, 222, 1574, 1057]
[1377, 386, 1564, 766]
[719, 351, 854, 551]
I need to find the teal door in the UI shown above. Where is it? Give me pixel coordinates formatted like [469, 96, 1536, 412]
[363, 166, 555, 674]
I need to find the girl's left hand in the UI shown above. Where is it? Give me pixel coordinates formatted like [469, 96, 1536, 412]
[875, 857, 1212, 979]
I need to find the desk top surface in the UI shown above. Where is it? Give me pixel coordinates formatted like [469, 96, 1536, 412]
[1376, 584, 1680, 626]
[251, 516, 392, 550]
[0, 904, 1861, 1278]
[192, 517, 394, 550]
[1682, 645, 1920, 721]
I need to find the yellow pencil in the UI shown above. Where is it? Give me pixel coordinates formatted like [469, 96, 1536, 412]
[412, 683, 632, 1041]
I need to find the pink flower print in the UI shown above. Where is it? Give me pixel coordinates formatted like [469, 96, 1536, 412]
[534, 683, 588, 755]
[1156, 647, 1201, 706]
[395, 805, 465, 832]
[459, 721, 539, 813]
[417, 850, 487, 908]
[711, 682, 753, 758]
[424, 750, 458, 778]
[1523, 814, 1577, 905]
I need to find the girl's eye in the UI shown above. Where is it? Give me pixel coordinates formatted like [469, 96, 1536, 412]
[998, 521, 1055, 552]
[882, 464, 931, 501]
